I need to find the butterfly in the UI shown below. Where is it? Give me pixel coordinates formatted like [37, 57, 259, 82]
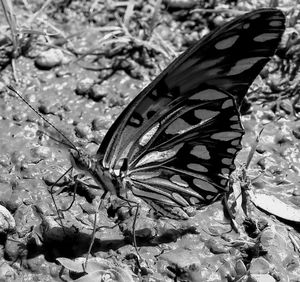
[69, 8, 285, 220]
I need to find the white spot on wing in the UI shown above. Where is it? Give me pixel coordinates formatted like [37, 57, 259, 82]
[188, 163, 208, 172]
[231, 140, 240, 146]
[191, 145, 210, 160]
[172, 192, 189, 206]
[170, 175, 189, 187]
[139, 123, 160, 146]
[227, 148, 236, 154]
[194, 109, 219, 120]
[230, 116, 239, 121]
[129, 171, 160, 181]
[190, 89, 227, 100]
[215, 35, 239, 50]
[190, 196, 203, 204]
[231, 123, 242, 130]
[211, 131, 241, 141]
[254, 33, 279, 42]
[269, 20, 282, 27]
[222, 99, 234, 109]
[135, 143, 184, 167]
[250, 13, 260, 20]
[222, 158, 232, 165]
[193, 179, 218, 193]
[227, 57, 264, 76]
[165, 118, 190, 135]
[222, 168, 230, 175]
[243, 23, 250, 29]
[196, 57, 225, 69]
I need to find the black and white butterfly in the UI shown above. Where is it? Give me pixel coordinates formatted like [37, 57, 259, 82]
[69, 9, 285, 220]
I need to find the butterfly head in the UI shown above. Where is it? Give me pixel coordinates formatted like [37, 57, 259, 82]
[69, 148, 92, 172]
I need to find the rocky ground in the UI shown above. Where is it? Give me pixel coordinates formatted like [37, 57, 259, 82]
[0, 0, 300, 281]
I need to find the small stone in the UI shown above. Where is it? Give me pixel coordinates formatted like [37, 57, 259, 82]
[38, 103, 56, 115]
[30, 146, 51, 159]
[91, 117, 106, 131]
[205, 238, 230, 254]
[248, 274, 276, 282]
[89, 84, 107, 101]
[92, 131, 105, 145]
[26, 255, 46, 273]
[260, 228, 275, 247]
[55, 68, 71, 77]
[0, 262, 17, 280]
[0, 154, 10, 167]
[12, 111, 27, 122]
[0, 204, 15, 232]
[0, 182, 12, 203]
[75, 122, 92, 139]
[5, 237, 26, 261]
[10, 151, 26, 170]
[235, 259, 247, 276]
[292, 127, 300, 139]
[75, 78, 95, 96]
[249, 257, 270, 274]
[35, 49, 66, 69]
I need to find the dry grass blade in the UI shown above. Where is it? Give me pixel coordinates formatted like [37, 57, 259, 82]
[190, 8, 245, 16]
[123, 0, 135, 28]
[1, 0, 18, 52]
[26, 0, 54, 26]
[245, 128, 264, 169]
[149, 0, 162, 36]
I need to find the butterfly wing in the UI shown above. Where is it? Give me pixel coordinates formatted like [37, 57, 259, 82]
[98, 9, 285, 169]
[95, 9, 285, 217]
[125, 88, 244, 218]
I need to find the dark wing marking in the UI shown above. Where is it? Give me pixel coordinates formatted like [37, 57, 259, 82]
[98, 9, 285, 170]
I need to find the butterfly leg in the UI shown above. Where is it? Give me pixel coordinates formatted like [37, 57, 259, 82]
[84, 190, 110, 271]
[115, 195, 143, 261]
[222, 193, 239, 233]
[48, 166, 74, 235]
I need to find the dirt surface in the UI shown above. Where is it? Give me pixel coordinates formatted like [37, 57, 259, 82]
[0, 1, 300, 281]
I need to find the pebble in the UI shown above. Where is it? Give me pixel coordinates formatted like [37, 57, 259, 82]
[248, 274, 276, 282]
[75, 78, 95, 96]
[0, 182, 13, 203]
[35, 49, 66, 69]
[91, 117, 106, 131]
[38, 103, 56, 115]
[75, 122, 92, 139]
[164, 0, 197, 9]
[0, 205, 15, 232]
[235, 259, 247, 276]
[292, 127, 300, 139]
[55, 68, 71, 77]
[260, 228, 275, 247]
[0, 154, 10, 167]
[92, 130, 105, 145]
[30, 146, 51, 159]
[249, 257, 271, 274]
[26, 255, 47, 273]
[0, 262, 17, 280]
[89, 84, 108, 101]
[205, 238, 230, 254]
[5, 237, 27, 261]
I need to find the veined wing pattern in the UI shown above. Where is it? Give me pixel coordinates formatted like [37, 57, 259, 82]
[71, 9, 285, 219]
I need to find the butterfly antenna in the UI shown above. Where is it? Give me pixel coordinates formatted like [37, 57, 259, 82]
[6, 85, 79, 152]
[37, 130, 74, 150]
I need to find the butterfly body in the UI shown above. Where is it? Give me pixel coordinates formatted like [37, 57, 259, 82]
[70, 9, 285, 219]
